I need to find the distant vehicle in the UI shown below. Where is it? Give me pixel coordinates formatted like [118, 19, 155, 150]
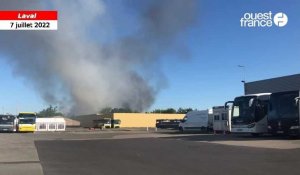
[17, 112, 37, 132]
[268, 91, 300, 136]
[18, 117, 36, 132]
[0, 115, 17, 132]
[179, 110, 211, 132]
[112, 119, 121, 128]
[225, 93, 271, 136]
[212, 106, 231, 133]
[93, 118, 121, 129]
[156, 119, 183, 129]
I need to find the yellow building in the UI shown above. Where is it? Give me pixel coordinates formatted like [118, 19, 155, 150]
[75, 113, 185, 128]
[113, 113, 185, 128]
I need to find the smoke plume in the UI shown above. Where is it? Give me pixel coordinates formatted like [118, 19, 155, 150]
[0, 0, 198, 115]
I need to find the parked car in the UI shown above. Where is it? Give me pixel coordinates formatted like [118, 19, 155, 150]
[156, 119, 183, 129]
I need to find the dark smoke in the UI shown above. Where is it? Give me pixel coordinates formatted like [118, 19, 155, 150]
[0, 0, 198, 115]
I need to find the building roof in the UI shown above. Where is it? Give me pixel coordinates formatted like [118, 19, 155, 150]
[245, 74, 300, 94]
[36, 118, 65, 122]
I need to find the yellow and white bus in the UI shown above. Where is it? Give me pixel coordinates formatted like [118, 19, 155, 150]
[17, 112, 37, 132]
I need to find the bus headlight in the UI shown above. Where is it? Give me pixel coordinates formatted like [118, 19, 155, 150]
[290, 126, 300, 130]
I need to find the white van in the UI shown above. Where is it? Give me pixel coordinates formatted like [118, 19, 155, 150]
[179, 110, 210, 131]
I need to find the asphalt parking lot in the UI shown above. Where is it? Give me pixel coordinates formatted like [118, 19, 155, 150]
[1, 130, 300, 175]
[36, 136, 300, 175]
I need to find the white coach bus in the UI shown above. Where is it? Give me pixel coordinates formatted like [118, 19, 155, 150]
[225, 93, 271, 136]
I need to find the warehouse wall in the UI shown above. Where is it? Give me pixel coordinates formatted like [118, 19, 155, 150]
[113, 113, 185, 128]
[245, 74, 300, 95]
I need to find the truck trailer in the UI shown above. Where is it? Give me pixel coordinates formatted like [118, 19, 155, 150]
[93, 118, 121, 129]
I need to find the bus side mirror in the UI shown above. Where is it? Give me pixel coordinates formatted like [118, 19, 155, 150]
[224, 101, 233, 109]
[249, 98, 254, 107]
[295, 97, 300, 106]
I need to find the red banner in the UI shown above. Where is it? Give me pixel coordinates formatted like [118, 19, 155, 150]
[0, 11, 57, 20]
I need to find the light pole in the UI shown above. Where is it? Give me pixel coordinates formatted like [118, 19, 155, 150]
[238, 65, 246, 94]
[238, 65, 246, 83]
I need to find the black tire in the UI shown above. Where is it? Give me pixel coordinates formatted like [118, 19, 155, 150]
[288, 135, 300, 139]
[179, 127, 183, 132]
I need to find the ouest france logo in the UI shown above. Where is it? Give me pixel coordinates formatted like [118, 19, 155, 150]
[240, 11, 288, 27]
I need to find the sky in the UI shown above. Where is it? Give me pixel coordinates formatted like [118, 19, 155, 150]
[0, 0, 300, 115]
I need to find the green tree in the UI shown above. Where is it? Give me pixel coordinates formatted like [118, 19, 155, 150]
[38, 105, 63, 118]
[177, 108, 193, 114]
[164, 108, 176, 113]
[151, 108, 176, 114]
[99, 107, 135, 114]
[150, 108, 194, 114]
[112, 108, 133, 113]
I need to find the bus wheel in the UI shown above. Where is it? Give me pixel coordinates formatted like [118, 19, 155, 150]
[179, 127, 183, 132]
[288, 135, 299, 140]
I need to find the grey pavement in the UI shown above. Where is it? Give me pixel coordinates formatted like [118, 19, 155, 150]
[0, 133, 43, 175]
[35, 137, 300, 175]
[2, 129, 300, 175]
[30, 130, 300, 150]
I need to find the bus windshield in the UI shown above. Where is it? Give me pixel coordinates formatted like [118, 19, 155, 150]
[18, 113, 36, 118]
[269, 92, 299, 119]
[19, 118, 35, 124]
[232, 96, 256, 123]
[0, 115, 15, 125]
